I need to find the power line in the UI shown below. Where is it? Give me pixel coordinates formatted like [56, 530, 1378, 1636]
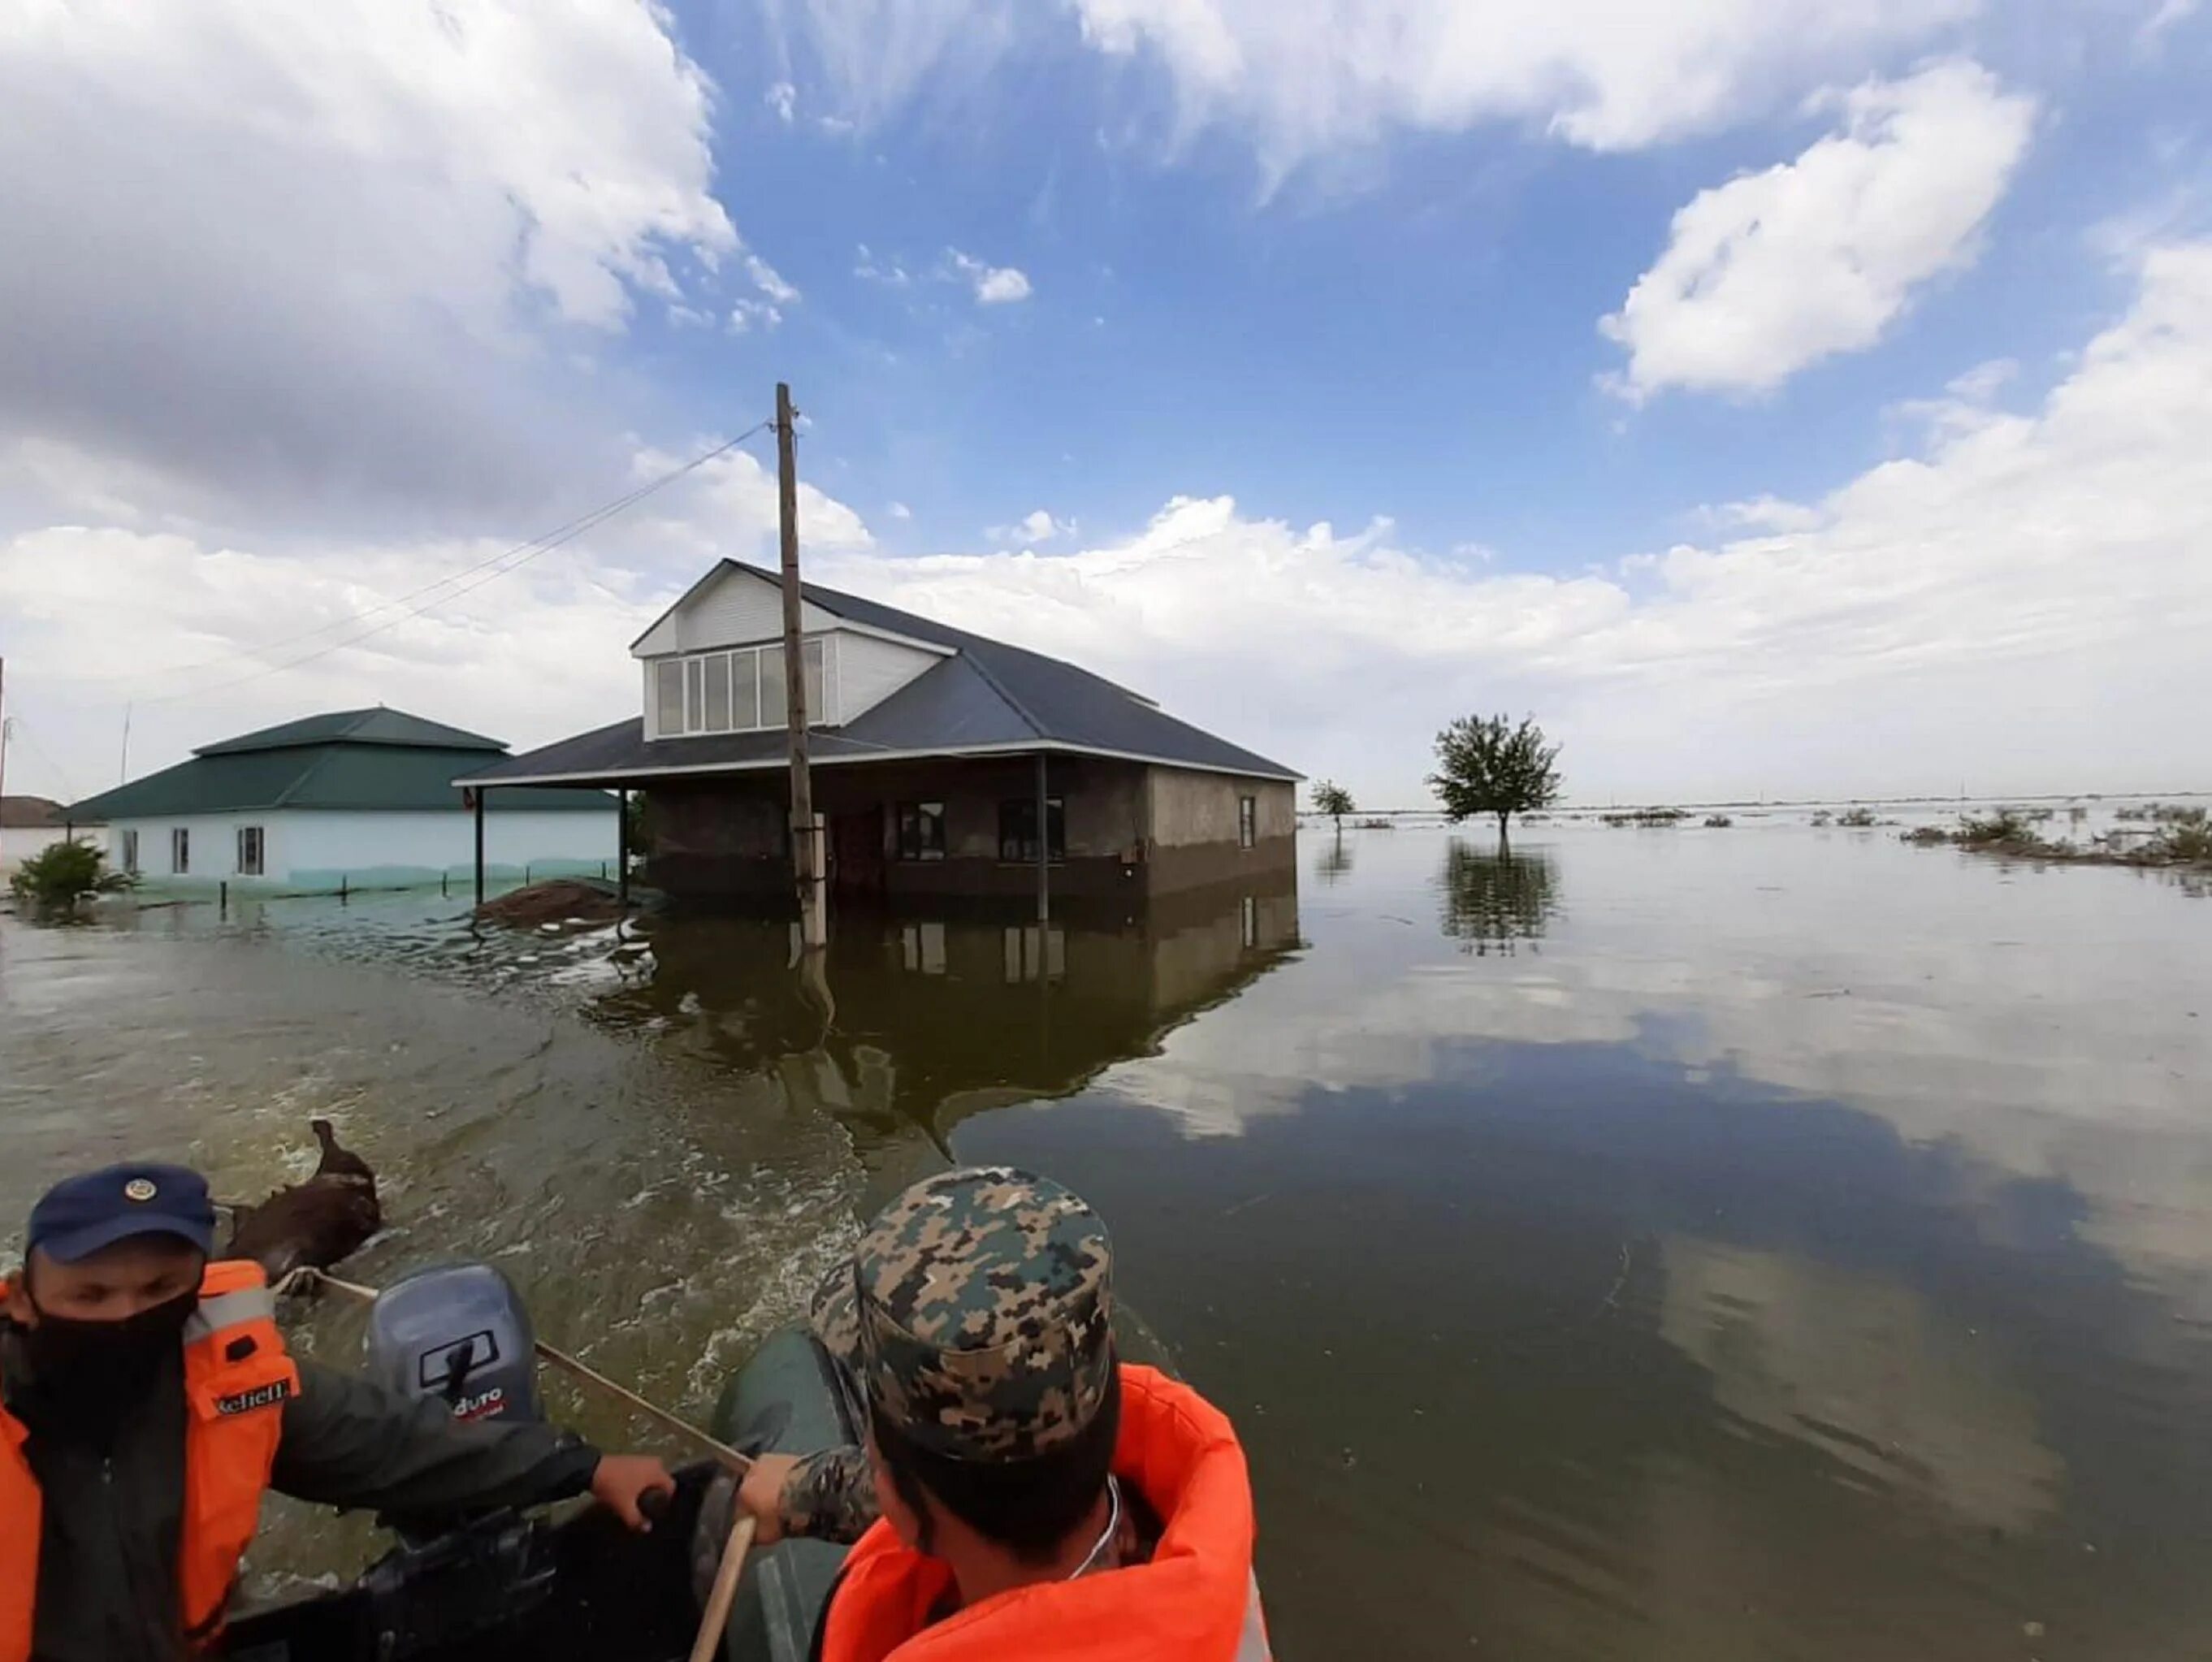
[110, 422, 773, 702]
[5, 716, 82, 803]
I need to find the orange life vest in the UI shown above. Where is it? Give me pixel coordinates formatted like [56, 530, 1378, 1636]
[818, 1365, 1272, 1662]
[1, 1259, 300, 1660]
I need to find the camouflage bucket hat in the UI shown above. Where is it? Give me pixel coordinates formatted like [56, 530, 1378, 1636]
[851, 1166, 1115, 1464]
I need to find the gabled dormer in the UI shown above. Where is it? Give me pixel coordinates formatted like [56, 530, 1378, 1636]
[631, 562, 951, 741]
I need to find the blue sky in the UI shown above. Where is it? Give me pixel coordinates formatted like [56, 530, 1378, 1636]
[2, 1, 2210, 807]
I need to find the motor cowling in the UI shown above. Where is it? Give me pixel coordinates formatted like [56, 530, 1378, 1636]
[366, 1261, 543, 1426]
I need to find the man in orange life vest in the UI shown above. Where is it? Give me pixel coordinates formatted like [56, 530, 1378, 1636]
[2, 1162, 676, 1662]
[725, 1166, 1273, 1662]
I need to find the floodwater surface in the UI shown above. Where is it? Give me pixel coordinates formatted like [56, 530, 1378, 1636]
[2, 818, 2208, 1656]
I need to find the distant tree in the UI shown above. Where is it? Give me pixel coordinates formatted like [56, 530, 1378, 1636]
[1429, 713, 1561, 852]
[1310, 780, 1355, 832]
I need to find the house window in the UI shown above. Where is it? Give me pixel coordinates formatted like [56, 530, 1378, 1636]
[654, 638, 831, 737]
[236, 825, 264, 876]
[1238, 795, 1258, 850]
[119, 829, 139, 875]
[998, 797, 1065, 863]
[170, 827, 190, 874]
[896, 802, 946, 861]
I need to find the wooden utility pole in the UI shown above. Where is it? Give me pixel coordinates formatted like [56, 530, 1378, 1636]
[777, 383, 826, 948]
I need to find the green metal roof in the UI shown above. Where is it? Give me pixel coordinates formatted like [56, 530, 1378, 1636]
[196, 707, 504, 756]
[67, 716, 613, 822]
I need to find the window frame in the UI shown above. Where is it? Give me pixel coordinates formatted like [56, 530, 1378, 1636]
[1238, 794, 1258, 850]
[895, 801, 947, 862]
[998, 796, 1067, 865]
[236, 825, 265, 876]
[120, 829, 140, 876]
[170, 826, 190, 875]
[653, 637, 831, 738]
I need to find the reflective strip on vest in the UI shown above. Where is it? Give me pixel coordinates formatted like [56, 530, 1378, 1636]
[1235, 1575, 1271, 1661]
[183, 1286, 277, 1344]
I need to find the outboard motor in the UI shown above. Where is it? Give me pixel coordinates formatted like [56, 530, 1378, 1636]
[366, 1261, 543, 1426]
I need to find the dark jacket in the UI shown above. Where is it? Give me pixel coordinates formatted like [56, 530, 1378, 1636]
[2, 1327, 601, 1662]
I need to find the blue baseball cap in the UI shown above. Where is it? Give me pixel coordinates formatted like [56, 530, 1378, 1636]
[26, 1163, 216, 1265]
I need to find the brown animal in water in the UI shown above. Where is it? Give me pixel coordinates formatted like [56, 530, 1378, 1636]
[223, 1118, 382, 1282]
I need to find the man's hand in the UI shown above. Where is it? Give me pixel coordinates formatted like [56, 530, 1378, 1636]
[589, 1453, 677, 1531]
[736, 1451, 801, 1547]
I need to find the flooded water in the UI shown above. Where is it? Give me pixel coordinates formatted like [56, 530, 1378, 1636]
[3, 817, 2210, 1654]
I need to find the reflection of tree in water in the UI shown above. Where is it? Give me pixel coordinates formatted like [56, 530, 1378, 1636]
[1315, 833, 1355, 886]
[1438, 841, 1561, 954]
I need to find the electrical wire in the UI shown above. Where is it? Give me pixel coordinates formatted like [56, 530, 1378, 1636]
[113, 422, 772, 703]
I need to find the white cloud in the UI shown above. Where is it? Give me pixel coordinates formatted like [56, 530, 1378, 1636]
[991, 509, 1075, 544]
[801, 245, 2212, 803]
[745, 253, 803, 305]
[1603, 62, 2035, 400]
[728, 300, 785, 333]
[778, 0, 1985, 180]
[765, 80, 797, 122]
[0, 0, 738, 526]
[854, 245, 912, 286]
[888, 501, 914, 519]
[946, 249, 1034, 304]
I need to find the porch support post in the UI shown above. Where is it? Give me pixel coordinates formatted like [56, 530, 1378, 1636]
[472, 787, 486, 907]
[1035, 751, 1050, 924]
[617, 787, 631, 910]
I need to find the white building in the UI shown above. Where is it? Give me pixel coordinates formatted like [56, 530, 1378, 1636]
[67, 708, 616, 897]
[0, 796, 98, 878]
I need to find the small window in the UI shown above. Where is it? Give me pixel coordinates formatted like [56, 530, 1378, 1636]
[1238, 795, 1258, 850]
[998, 797, 1065, 863]
[683, 657, 706, 732]
[171, 827, 190, 875]
[120, 829, 140, 875]
[655, 660, 684, 736]
[236, 825, 264, 876]
[896, 802, 946, 861]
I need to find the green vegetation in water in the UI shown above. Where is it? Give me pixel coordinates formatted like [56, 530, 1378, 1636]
[1703, 815, 1734, 828]
[1836, 807, 1881, 828]
[6, 841, 132, 919]
[1902, 804, 2212, 869]
[2117, 801, 2208, 825]
[1602, 807, 1687, 827]
[1430, 712, 1561, 852]
[1810, 810, 1833, 827]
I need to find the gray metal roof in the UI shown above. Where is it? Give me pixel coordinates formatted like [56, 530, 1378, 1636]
[463, 563, 1299, 787]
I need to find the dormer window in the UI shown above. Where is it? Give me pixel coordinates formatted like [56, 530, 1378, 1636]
[652, 638, 829, 738]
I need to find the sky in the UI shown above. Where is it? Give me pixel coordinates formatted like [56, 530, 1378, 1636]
[2, 0, 2209, 810]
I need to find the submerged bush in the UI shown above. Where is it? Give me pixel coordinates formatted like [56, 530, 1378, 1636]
[7, 841, 132, 916]
[1703, 815, 1733, 828]
[1836, 807, 1879, 829]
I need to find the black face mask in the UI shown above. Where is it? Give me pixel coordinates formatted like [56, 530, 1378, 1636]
[17, 1288, 197, 1443]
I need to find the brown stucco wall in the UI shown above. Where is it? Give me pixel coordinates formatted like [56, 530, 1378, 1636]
[1142, 768, 1296, 895]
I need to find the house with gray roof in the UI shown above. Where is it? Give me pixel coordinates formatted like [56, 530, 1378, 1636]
[460, 560, 1299, 903]
[67, 708, 616, 897]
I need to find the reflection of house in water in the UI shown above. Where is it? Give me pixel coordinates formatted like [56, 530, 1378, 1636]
[591, 878, 1301, 1166]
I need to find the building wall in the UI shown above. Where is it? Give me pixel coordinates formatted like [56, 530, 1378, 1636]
[0, 826, 92, 876]
[1144, 769, 1297, 894]
[104, 807, 616, 895]
[632, 566, 839, 656]
[644, 757, 1295, 902]
[834, 630, 943, 721]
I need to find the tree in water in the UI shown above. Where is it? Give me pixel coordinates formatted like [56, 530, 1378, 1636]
[7, 840, 132, 920]
[1428, 713, 1561, 851]
[1309, 780, 1355, 832]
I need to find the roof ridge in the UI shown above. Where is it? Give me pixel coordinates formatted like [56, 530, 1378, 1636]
[271, 746, 340, 809]
[950, 651, 1047, 739]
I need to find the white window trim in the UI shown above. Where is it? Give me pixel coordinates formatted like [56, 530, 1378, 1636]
[651, 635, 836, 739]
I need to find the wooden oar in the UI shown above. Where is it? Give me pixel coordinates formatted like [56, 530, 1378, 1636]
[688, 1510, 760, 1662]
